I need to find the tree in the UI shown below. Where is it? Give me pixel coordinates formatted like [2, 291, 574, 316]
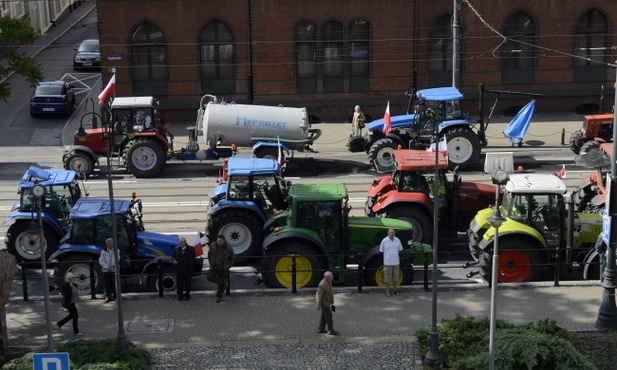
[0, 16, 44, 102]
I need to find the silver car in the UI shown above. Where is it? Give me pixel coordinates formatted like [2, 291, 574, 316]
[73, 39, 100, 70]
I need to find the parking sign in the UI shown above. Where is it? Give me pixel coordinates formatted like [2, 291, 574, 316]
[602, 210, 611, 246]
[33, 353, 70, 370]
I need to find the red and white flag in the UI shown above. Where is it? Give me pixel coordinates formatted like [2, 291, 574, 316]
[192, 231, 204, 257]
[558, 165, 566, 179]
[277, 136, 283, 166]
[98, 74, 116, 104]
[382, 101, 392, 134]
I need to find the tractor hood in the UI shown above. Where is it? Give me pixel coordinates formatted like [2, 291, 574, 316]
[348, 216, 412, 230]
[137, 231, 180, 258]
[368, 114, 416, 132]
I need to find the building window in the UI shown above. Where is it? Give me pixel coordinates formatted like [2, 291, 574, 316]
[428, 14, 454, 87]
[200, 20, 235, 93]
[573, 9, 608, 82]
[323, 21, 343, 92]
[500, 12, 536, 84]
[349, 19, 370, 91]
[130, 22, 167, 95]
[295, 21, 317, 93]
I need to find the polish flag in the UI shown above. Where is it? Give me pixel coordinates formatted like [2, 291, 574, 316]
[382, 101, 392, 134]
[192, 231, 204, 257]
[98, 74, 116, 104]
[277, 136, 283, 166]
[558, 165, 566, 179]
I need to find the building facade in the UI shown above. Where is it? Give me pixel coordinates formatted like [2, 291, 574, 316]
[96, 0, 617, 122]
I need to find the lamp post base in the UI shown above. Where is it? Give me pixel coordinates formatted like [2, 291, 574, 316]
[596, 287, 617, 330]
[424, 328, 441, 365]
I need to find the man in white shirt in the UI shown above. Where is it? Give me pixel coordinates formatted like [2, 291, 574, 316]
[99, 238, 120, 303]
[379, 228, 403, 296]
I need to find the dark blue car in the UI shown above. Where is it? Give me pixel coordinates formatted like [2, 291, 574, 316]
[30, 81, 76, 116]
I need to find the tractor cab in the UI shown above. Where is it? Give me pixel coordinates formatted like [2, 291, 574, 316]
[391, 149, 448, 198]
[106, 97, 158, 144]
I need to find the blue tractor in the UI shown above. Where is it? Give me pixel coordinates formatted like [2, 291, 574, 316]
[49, 197, 203, 294]
[351, 87, 481, 172]
[3, 166, 84, 263]
[205, 157, 291, 264]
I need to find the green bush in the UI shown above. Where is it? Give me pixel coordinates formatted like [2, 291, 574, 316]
[2, 339, 151, 370]
[416, 315, 592, 370]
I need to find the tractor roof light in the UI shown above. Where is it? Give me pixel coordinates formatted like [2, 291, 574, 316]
[492, 169, 509, 186]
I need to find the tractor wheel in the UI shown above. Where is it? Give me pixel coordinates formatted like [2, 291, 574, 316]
[443, 127, 481, 169]
[206, 210, 263, 264]
[6, 221, 61, 264]
[124, 138, 166, 178]
[368, 138, 398, 172]
[496, 239, 542, 283]
[255, 147, 280, 161]
[54, 254, 103, 295]
[569, 130, 584, 154]
[261, 242, 325, 289]
[64, 151, 95, 178]
[146, 269, 178, 292]
[579, 140, 601, 157]
[382, 207, 433, 244]
[363, 256, 413, 287]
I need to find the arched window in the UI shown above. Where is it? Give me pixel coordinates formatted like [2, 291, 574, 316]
[429, 14, 453, 87]
[295, 21, 317, 92]
[323, 21, 343, 92]
[200, 20, 235, 93]
[501, 12, 536, 84]
[573, 9, 608, 82]
[130, 22, 167, 94]
[349, 19, 370, 91]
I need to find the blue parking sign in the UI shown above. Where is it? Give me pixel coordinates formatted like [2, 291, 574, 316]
[602, 210, 611, 246]
[33, 353, 70, 370]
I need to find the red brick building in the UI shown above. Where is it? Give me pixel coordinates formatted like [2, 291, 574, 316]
[96, 0, 617, 122]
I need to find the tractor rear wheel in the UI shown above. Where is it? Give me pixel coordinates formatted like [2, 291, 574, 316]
[124, 138, 166, 178]
[443, 127, 481, 169]
[363, 256, 413, 287]
[496, 239, 542, 283]
[382, 206, 432, 244]
[579, 140, 601, 157]
[569, 130, 584, 154]
[64, 151, 95, 178]
[206, 210, 263, 264]
[368, 138, 398, 172]
[54, 254, 104, 295]
[6, 221, 61, 264]
[262, 242, 325, 288]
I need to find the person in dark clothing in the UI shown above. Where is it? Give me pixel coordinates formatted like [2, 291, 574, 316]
[207, 235, 235, 303]
[173, 237, 195, 301]
[56, 272, 82, 335]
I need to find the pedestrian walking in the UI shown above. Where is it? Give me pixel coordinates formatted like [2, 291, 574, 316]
[316, 271, 339, 335]
[207, 235, 235, 303]
[352, 105, 366, 138]
[99, 238, 120, 303]
[56, 272, 82, 336]
[379, 228, 403, 296]
[173, 237, 195, 301]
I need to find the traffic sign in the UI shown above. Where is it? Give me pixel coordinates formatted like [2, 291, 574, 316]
[33, 353, 70, 370]
[603, 210, 611, 246]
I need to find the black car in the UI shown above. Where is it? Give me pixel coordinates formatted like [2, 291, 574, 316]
[73, 39, 100, 70]
[30, 81, 76, 116]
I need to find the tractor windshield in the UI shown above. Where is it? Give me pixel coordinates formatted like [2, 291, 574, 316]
[70, 215, 130, 248]
[296, 200, 342, 249]
[253, 175, 286, 216]
[504, 193, 562, 239]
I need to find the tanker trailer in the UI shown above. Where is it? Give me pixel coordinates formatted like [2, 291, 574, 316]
[197, 95, 322, 161]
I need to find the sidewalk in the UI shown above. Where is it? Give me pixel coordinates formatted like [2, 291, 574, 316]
[3, 281, 606, 368]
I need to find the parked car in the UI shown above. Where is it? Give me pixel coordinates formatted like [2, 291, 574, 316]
[30, 81, 76, 116]
[73, 39, 100, 70]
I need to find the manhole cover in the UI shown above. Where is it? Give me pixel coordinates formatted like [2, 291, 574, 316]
[126, 319, 174, 333]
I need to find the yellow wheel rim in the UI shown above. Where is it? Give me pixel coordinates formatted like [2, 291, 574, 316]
[373, 266, 404, 287]
[274, 254, 313, 288]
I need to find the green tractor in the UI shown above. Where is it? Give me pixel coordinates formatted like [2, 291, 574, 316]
[261, 183, 427, 288]
[467, 173, 603, 283]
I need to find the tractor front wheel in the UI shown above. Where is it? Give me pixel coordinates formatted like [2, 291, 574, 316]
[54, 254, 104, 295]
[64, 151, 95, 178]
[262, 242, 325, 289]
[368, 138, 399, 172]
[443, 127, 481, 169]
[6, 221, 61, 264]
[382, 206, 432, 244]
[496, 239, 542, 283]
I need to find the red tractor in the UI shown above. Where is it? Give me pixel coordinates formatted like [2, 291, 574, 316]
[569, 113, 614, 155]
[364, 149, 497, 243]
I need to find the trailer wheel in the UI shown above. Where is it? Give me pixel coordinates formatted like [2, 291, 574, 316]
[64, 151, 94, 178]
[496, 239, 542, 283]
[382, 206, 432, 244]
[206, 210, 263, 264]
[569, 130, 584, 154]
[443, 127, 481, 169]
[363, 256, 413, 287]
[55, 254, 103, 295]
[368, 138, 398, 172]
[6, 221, 60, 264]
[124, 138, 166, 178]
[262, 242, 325, 288]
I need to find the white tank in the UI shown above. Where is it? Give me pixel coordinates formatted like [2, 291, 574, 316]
[201, 101, 310, 151]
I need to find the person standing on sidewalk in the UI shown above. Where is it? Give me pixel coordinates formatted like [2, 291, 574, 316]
[207, 235, 235, 303]
[316, 271, 339, 335]
[351, 105, 366, 138]
[99, 238, 120, 303]
[379, 228, 403, 296]
[173, 237, 195, 301]
[56, 272, 82, 336]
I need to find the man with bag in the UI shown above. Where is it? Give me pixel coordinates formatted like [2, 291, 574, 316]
[207, 235, 235, 303]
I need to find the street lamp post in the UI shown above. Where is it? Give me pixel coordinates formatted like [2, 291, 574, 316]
[595, 65, 617, 330]
[487, 170, 508, 370]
